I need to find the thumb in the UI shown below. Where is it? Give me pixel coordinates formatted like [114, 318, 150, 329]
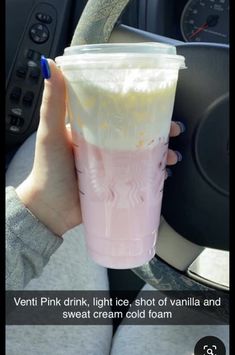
[39, 58, 67, 135]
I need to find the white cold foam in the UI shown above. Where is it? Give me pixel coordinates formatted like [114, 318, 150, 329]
[66, 70, 178, 151]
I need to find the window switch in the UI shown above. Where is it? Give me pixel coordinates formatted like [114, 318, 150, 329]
[9, 115, 24, 127]
[16, 65, 28, 78]
[26, 49, 34, 60]
[23, 91, 34, 106]
[29, 68, 41, 82]
[10, 87, 22, 102]
[36, 13, 52, 24]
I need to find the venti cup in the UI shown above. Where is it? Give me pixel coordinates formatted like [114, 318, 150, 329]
[55, 43, 186, 269]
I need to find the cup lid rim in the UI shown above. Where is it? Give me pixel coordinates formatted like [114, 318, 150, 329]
[63, 42, 178, 56]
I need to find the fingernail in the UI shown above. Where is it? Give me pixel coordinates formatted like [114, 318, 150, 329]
[175, 121, 186, 133]
[40, 56, 51, 79]
[175, 151, 183, 162]
[166, 168, 172, 177]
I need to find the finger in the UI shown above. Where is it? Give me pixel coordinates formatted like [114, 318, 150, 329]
[39, 58, 66, 134]
[66, 124, 73, 144]
[167, 149, 182, 165]
[169, 121, 186, 137]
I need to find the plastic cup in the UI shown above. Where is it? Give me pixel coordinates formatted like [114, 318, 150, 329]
[55, 43, 186, 269]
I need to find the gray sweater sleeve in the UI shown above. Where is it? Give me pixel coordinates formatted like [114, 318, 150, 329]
[6, 186, 63, 290]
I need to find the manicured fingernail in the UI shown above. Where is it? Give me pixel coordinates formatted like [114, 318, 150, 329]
[166, 168, 172, 177]
[175, 121, 186, 133]
[40, 56, 51, 79]
[175, 151, 183, 162]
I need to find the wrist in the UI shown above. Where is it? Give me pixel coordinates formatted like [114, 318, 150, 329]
[16, 178, 65, 237]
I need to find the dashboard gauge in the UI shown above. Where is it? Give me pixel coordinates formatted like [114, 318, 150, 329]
[180, 0, 229, 43]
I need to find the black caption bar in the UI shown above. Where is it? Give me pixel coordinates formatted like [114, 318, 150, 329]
[6, 290, 229, 325]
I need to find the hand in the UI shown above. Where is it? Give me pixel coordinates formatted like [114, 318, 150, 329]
[16, 59, 184, 237]
[16, 60, 82, 236]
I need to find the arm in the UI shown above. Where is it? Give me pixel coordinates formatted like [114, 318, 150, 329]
[6, 186, 63, 290]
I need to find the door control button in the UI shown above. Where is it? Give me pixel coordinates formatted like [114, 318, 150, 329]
[10, 87, 22, 102]
[33, 51, 42, 61]
[36, 13, 52, 24]
[29, 68, 41, 82]
[11, 108, 22, 116]
[29, 23, 49, 44]
[16, 65, 27, 78]
[23, 91, 34, 106]
[9, 115, 24, 127]
[9, 125, 20, 133]
[26, 49, 34, 59]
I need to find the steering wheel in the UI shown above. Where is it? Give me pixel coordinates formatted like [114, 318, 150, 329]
[70, 0, 229, 301]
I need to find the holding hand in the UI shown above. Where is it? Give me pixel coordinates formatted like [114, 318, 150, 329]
[16, 59, 185, 237]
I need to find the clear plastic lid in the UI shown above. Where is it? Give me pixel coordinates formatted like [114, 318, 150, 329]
[63, 42, 177, 55]
[56, 42, 186, 69]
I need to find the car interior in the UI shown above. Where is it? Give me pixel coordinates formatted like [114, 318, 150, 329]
[6, 0, 229, 327]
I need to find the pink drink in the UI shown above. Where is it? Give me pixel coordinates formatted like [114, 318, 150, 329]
[73, 132, 168, 269]
[55, 42, 185, 269]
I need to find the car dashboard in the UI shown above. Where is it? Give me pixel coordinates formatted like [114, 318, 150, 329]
[121, 0, 229, 44]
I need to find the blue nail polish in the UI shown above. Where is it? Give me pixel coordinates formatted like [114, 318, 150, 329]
[166, 168, 173, 177]
[175, 151, 183, 162]
[175, 121, 186, 133]
[40, 55, 51, 79]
